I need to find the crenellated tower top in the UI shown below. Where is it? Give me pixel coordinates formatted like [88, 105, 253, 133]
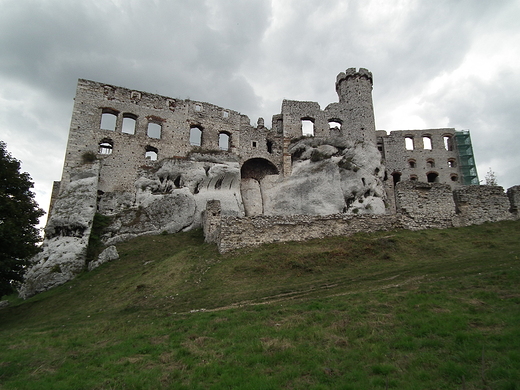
[335, 67, 373, 88]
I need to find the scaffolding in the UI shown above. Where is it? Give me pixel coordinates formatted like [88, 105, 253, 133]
[455, 130, 479, 185]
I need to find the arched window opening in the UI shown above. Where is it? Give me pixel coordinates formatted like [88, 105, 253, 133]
[301, 119, 314, 137]
[241, 158, 279, 181]
[190, 126, 202, 146]
[145, 146, 158, 161]
[266, 140, 273, 154]
[122, 114, 137, 134]
[444, 135, 454, 151]
[218, 132, 230, 151]
[410, 175, 418, 181]
[423, 136, 432, 150]
[392, 172, 401, 185]
[408, 159, 416, 168]
[450, 174, 459, 182]
[448, 159, 457, 168]
[427, 159, 435, 168]
[427, 172, 439, 183]
[147, 122, 161, 139]
[405, 136, 414, 150]
[98, 139, 113, 155]
[328, 120, 342, 130]
[100, 110, 118, 131]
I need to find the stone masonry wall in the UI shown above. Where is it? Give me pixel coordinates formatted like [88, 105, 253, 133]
[453, 185, 513, 226]
[217, 213, 403, 253]
[507, 186, 520, 216]
[210, 183, 519, 253]
[379, 128, 462, 188]
[395, 181, 456, 230]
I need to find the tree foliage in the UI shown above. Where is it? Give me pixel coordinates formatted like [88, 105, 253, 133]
[485, 168, 498, 186]
[0, 141, 44, 297]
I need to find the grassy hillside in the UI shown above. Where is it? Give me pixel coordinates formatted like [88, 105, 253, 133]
[1, 220, 519, 389]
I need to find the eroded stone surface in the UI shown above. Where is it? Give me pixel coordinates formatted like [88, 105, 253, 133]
[88, 245, 119, 271]
[264, 138, 387, 216]
[19, 163, 100, 298]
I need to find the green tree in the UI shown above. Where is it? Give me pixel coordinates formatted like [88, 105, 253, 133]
[0, 141, 44, 297]
[485, 167, 498, 186]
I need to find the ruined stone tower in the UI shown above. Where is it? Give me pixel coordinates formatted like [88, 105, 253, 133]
[335, 68, 376, 144]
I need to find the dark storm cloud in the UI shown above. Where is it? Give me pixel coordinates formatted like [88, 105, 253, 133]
[0, 0, 270, 109]
[1, 0, 519, 220]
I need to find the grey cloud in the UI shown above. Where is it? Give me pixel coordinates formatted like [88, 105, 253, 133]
[1, 0, 519, 220]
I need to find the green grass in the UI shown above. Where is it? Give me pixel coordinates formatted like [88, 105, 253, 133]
[1, 220, 520, 389]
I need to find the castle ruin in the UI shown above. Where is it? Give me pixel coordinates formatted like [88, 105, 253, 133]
[19, 68, 520, 298]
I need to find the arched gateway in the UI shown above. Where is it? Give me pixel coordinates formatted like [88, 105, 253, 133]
[240, 158, 279, 216]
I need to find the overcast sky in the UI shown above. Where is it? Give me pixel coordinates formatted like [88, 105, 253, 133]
[1, 0, 519, 225]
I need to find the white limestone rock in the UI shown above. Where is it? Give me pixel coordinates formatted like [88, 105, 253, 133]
[264, 159, 345, 215]
[88, 245, 119, 271]
[103, 159, 244, 243]
[19, 163, 100, 299]
[265, 139, 387, 216]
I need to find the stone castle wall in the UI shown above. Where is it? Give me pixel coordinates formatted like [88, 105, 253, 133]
[209, 183, 519, 253]
[377, 128, 463, 188]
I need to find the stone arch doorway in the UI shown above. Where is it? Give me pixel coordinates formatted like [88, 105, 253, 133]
[240, 158, 279, 216]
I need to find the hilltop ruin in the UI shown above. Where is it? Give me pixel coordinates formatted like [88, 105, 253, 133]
[19, 68, 520, 298]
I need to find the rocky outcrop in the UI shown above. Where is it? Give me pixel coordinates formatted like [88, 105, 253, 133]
[264, 138, 387, 216]
[19, 163, 100, 299]
[88, 245, 119, 271]
[101, 158, 244, 245]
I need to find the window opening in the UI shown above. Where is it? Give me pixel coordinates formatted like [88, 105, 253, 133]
[448, 159, 456, 168]
[444, 135, 453, 151]
[145, 146, 158, 160]
[392, 172, 401, 185]
[218, 133, 230, 151]
[252, 141, 257, 148]
[427, 172, 439, 183]
[410, 175, 418, 181]
[450, 174, 458, 182]
[301, 119, 314, 136]
[98, 139, 113, 155]
[147, 122, 161, 139]
[405, 136, 414, 150]
[408, 159, 416, 168]
[427, 159, 435, 168]
[423, 136, 432, 150]
[266, 140, 273, 154]
[100, 111, 118, 131]
[328, 121, 342, 130]
[190, 126, 202, 146]
[194, 103, 202, 112]
[222, 110, 229, 118]
[122, 114, 137, 134]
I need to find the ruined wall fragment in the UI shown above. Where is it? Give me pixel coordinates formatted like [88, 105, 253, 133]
[453, 185, 512, 226]
[395, 181, 456, 230]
